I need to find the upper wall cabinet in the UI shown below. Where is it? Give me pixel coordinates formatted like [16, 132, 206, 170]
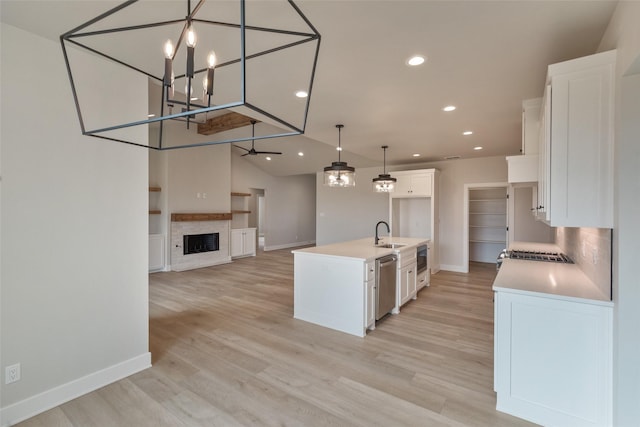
[506, 98, 542, 184]
[537, 50, 615, 228]
[392, 170, 433, 197]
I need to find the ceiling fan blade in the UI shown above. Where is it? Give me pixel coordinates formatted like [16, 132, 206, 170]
[256, 151, 283, 155]
[233, 145, 250, 153]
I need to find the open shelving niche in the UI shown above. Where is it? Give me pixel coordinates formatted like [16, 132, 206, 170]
[469, 187, 507, 263]
[231, 192, 252, 229]
[149, 186, 161, 215]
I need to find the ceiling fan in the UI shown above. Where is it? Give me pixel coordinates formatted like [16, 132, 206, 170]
[234, 120, 283, 157]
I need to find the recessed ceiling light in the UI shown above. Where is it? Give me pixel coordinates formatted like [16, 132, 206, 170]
[190, 97, 198, 101]
[266, 156, 272, 161]
[474, 146, 483, 150]
[336, 146, 342, 151]
[298, 152, 304, 156]
[443, 105, 456, 112]
[295, 90, 308, 98]
[407, 55, 425, 66]
[463, 131, 473, 136]
[147, 114, 155, 118]
[412, 153, 421, 157]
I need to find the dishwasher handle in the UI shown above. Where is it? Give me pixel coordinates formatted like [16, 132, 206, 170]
[378, 256, 397, 267]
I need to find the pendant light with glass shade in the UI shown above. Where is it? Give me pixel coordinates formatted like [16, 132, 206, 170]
[372, 145, 396, 192]
[324, 124, 356, 187]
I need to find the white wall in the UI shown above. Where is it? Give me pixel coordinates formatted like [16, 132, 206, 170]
[598, 2, 640, 424]
[316, 167, 390, 246]
[1, 24, 150, 425]
[231, 153, 316, 249]
[599, 4, 640, 424]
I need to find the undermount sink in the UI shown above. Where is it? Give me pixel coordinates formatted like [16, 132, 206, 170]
[377, 243, 406, 249]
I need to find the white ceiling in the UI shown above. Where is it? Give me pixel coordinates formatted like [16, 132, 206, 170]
[1, 0, 617, 176]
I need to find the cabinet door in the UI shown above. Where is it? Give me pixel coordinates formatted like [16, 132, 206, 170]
[366, 278, 375, 330]
[244, 228, 256, 256]
[394, 175, 412, 195]
[407, 265, 416, 300]
[410, 173, 432, 197]
[495, 291, 612, 426]
[549, 63, 614, 227]
[231, 229, 243, 257]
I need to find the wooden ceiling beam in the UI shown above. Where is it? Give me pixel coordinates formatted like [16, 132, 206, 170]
[197, 112, 258, 136]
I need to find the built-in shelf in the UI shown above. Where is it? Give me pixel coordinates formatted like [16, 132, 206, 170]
[231, 192, 251, 197]
[171, 213, 232, 222]
[470, 239, 506, 244]
[149, 186, 161, 192]
[149, 210, 161, 215]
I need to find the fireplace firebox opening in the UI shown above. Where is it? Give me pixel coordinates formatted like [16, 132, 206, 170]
[183, 233, 219, 255]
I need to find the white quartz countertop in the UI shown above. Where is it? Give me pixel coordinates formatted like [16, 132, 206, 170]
[493, 241, 612, 306]
[292, 237, 429, 262]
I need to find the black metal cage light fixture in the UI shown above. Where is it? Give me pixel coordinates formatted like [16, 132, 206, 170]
[60, 0, 321, 150]
[324, 124, 356, 187]
[372, 145, 396, 192]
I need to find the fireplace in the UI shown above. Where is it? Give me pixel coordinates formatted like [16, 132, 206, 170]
[183, 233, 219, 255]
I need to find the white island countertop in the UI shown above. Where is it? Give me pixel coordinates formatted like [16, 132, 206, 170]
[493, 242, 612, 306]
[292, 237, 428, 262]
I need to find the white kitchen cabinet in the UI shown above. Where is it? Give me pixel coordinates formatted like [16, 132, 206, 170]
[494, 290, 612, 427]
[521, 98, 541, 155]
[506, 98, 542, 184]
[365, 261, 376, 331]
[149, 234, 165, 272]
[392, 171, 432, 197]
[399, 263, 416, 306]
[535, 50, 615, 228]
[416, 270, 428, 291]
[395, 247, 417, 309]
[231, 227, 256, 258]
[390, 168, 439, 272]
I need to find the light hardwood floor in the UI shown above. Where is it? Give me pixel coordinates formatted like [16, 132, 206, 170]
[18, 248, 537, 426]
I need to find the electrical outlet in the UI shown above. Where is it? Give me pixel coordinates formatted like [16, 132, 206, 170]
[5, 363, 20, 384]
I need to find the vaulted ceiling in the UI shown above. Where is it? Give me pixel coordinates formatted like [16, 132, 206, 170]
[1, 0, 617, 176]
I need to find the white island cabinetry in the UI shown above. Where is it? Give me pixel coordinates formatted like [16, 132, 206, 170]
[293, 237, 428, 337]
[395, 247, 417, 310]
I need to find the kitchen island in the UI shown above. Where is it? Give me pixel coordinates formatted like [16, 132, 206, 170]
[292, 237, 428, 337]
[493, 242, 613, 427]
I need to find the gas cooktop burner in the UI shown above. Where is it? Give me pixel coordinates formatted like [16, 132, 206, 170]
[508, 250, 573, 264]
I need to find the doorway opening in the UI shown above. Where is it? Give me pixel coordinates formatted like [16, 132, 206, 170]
[463, 183, 508, 272]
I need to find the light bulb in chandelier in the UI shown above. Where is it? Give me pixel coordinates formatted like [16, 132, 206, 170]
[185, 25, 197, 47]
[163, 39, 174, 86]
[207, 51, 217, 69]
[205, 51, 216, 96]
[164, 40, 174, 59]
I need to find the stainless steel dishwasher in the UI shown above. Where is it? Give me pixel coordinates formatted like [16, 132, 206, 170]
[376, 254, 397, 320]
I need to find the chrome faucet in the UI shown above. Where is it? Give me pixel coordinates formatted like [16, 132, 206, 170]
[375, 221, 390, 245]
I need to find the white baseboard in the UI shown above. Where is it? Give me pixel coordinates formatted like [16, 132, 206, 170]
[264, 240, 315, 251]
[439, 264, 468, 273]
[0, 352, 151, 427]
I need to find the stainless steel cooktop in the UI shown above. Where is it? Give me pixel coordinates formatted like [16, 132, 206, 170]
[508, 250, 574, 264]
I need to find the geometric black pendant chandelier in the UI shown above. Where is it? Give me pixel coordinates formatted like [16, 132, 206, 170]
[60, 0, 321, 150]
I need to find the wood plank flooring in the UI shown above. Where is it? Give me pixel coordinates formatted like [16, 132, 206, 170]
[18, 248, 538, 427]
